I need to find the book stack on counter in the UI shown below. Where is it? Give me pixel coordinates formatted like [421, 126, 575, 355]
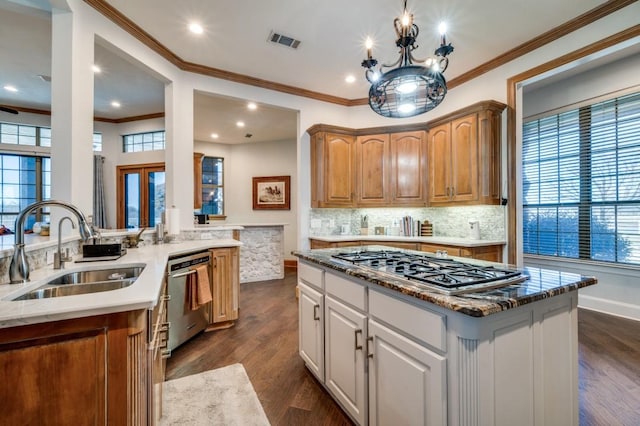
[401, 216, 433, 237]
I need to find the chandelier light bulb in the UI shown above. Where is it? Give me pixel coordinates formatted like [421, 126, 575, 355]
[402, 13, 411, 27]
[398, 103, 416, 114]
[439, 22, 448, 45]
[365, 37, 373, 59]
[396, 81, 418, 94]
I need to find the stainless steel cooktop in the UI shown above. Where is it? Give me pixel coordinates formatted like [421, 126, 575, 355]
[331, 250, 527, 295]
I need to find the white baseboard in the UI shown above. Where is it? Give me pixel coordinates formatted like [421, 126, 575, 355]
[579, 294, 640, 322]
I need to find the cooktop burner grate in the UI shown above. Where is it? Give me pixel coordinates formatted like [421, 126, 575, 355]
[331, 250, 526, 293]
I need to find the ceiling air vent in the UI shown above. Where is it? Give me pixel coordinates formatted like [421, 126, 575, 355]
[268, 31, 301, 49]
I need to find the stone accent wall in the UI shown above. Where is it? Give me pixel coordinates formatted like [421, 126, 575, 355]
[237, 227, 284, 283]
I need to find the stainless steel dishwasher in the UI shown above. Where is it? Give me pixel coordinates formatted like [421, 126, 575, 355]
[167, 251, 211, 352]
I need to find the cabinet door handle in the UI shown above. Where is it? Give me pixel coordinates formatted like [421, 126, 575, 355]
[446, 187, 450, 197]
[452, 186, 456, 198]
[367, 336, 374, 358]
[355, 329, 363, 351]
[313, 304, 320, 321]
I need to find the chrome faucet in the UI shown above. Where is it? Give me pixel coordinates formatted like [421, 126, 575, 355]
[9, 200, 96, 283]
[53, 216, 75, 270]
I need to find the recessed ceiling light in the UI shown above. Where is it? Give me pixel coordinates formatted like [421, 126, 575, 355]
[236, 121, 245, 128]
[92, 65, 101, 73]
[111, 101, 121, 108]
[4, 85, 18, 92]
[210, 133, 219, 139]
[247, 102, 257, 110]
[189, 22, 204, 34]
[345, 75, 356, 83]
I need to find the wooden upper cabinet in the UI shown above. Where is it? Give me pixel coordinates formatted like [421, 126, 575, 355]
[390, 131, 427, 206]
[311, 131, 356, 207]
[428, 124, 451, 203]
[356, 134, 390, 206]
[428, 116, 479, 204]
[428, 102, 504, 206]
[450, 114, 479, 202]
[194, 152, 205, 209]
[310, 100, 505, 208]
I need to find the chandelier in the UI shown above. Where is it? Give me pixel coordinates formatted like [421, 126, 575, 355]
[361, 1, 454, 118]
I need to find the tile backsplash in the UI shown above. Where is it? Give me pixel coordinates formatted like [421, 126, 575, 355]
[309, 205, 506, 241]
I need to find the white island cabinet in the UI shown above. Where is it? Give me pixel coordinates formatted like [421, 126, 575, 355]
[296, 256, 590, 426]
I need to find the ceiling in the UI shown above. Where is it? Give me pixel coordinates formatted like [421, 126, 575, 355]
[0, 0, 636, 144]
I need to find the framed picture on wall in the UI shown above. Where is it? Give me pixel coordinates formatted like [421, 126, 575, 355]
[252, 176, 291, 210]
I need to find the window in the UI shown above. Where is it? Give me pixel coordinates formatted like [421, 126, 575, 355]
[123, 131, 165, 152]
[93, 133, 103, 152]
[0, 154, 50, 230]
[1, 123, 43, 146]
[201, 157, 224, 216]
[523, 91, 640, 266]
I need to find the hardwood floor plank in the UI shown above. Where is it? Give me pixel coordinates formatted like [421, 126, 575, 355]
[166, 272, 639, 425]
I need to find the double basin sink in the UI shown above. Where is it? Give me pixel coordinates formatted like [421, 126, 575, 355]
[11, 265, 145, 301]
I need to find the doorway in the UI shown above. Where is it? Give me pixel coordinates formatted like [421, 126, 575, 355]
[116, 163, 165, 228]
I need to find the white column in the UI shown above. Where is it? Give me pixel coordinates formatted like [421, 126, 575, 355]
[164, 79, 194, 229]
[50, 2, 94, 218]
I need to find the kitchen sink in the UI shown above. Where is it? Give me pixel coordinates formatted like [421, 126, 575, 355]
[13, 280, 135, 300]
[10, 265, 145, 301]
[44, 266, 144, 285]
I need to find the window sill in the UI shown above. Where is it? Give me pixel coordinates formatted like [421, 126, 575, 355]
[524, 254, 640, 275]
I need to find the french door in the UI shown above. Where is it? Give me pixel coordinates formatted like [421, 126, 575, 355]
[117, 163, 165, 229]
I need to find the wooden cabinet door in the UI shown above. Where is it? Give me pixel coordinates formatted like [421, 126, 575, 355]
[450, 114, 479, 202]
[356, 133, 389, 206]
[0, 329, 108, 425]
[368, 319, 447, 426]
[390, 131, 427, 205]
[193, 152, 204, 209]
[428, 123, 451, 204]
[210, 247, 239, 324]
[298, 282, 325, 382]
[325, 133, 356, 206]
[325, 296, 368, 425]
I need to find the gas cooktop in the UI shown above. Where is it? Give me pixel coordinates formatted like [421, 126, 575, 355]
[331, 250, 527, 295]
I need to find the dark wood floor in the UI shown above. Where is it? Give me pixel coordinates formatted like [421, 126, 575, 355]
[166, 271, 640, 425]
[165, 270, 353, 425]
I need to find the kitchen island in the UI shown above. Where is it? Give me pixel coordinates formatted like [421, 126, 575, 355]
[294, 246, 597, 426]
[0, 239, 241, 425]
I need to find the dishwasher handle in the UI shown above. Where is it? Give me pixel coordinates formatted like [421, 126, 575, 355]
[170, 269, 198, 279]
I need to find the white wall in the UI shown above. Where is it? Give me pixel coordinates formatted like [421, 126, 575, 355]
[194, 138, 298, 260]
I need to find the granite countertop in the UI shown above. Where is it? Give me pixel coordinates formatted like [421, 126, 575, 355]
[0, 239, 241, 329]
[309, 235, 506, 248]
[293, 246, 597, 317]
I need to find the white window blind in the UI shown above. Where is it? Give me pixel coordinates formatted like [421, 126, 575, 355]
[523, 91, 640, 265]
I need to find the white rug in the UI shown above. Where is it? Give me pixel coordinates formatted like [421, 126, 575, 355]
[160, 363, 270, 426]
